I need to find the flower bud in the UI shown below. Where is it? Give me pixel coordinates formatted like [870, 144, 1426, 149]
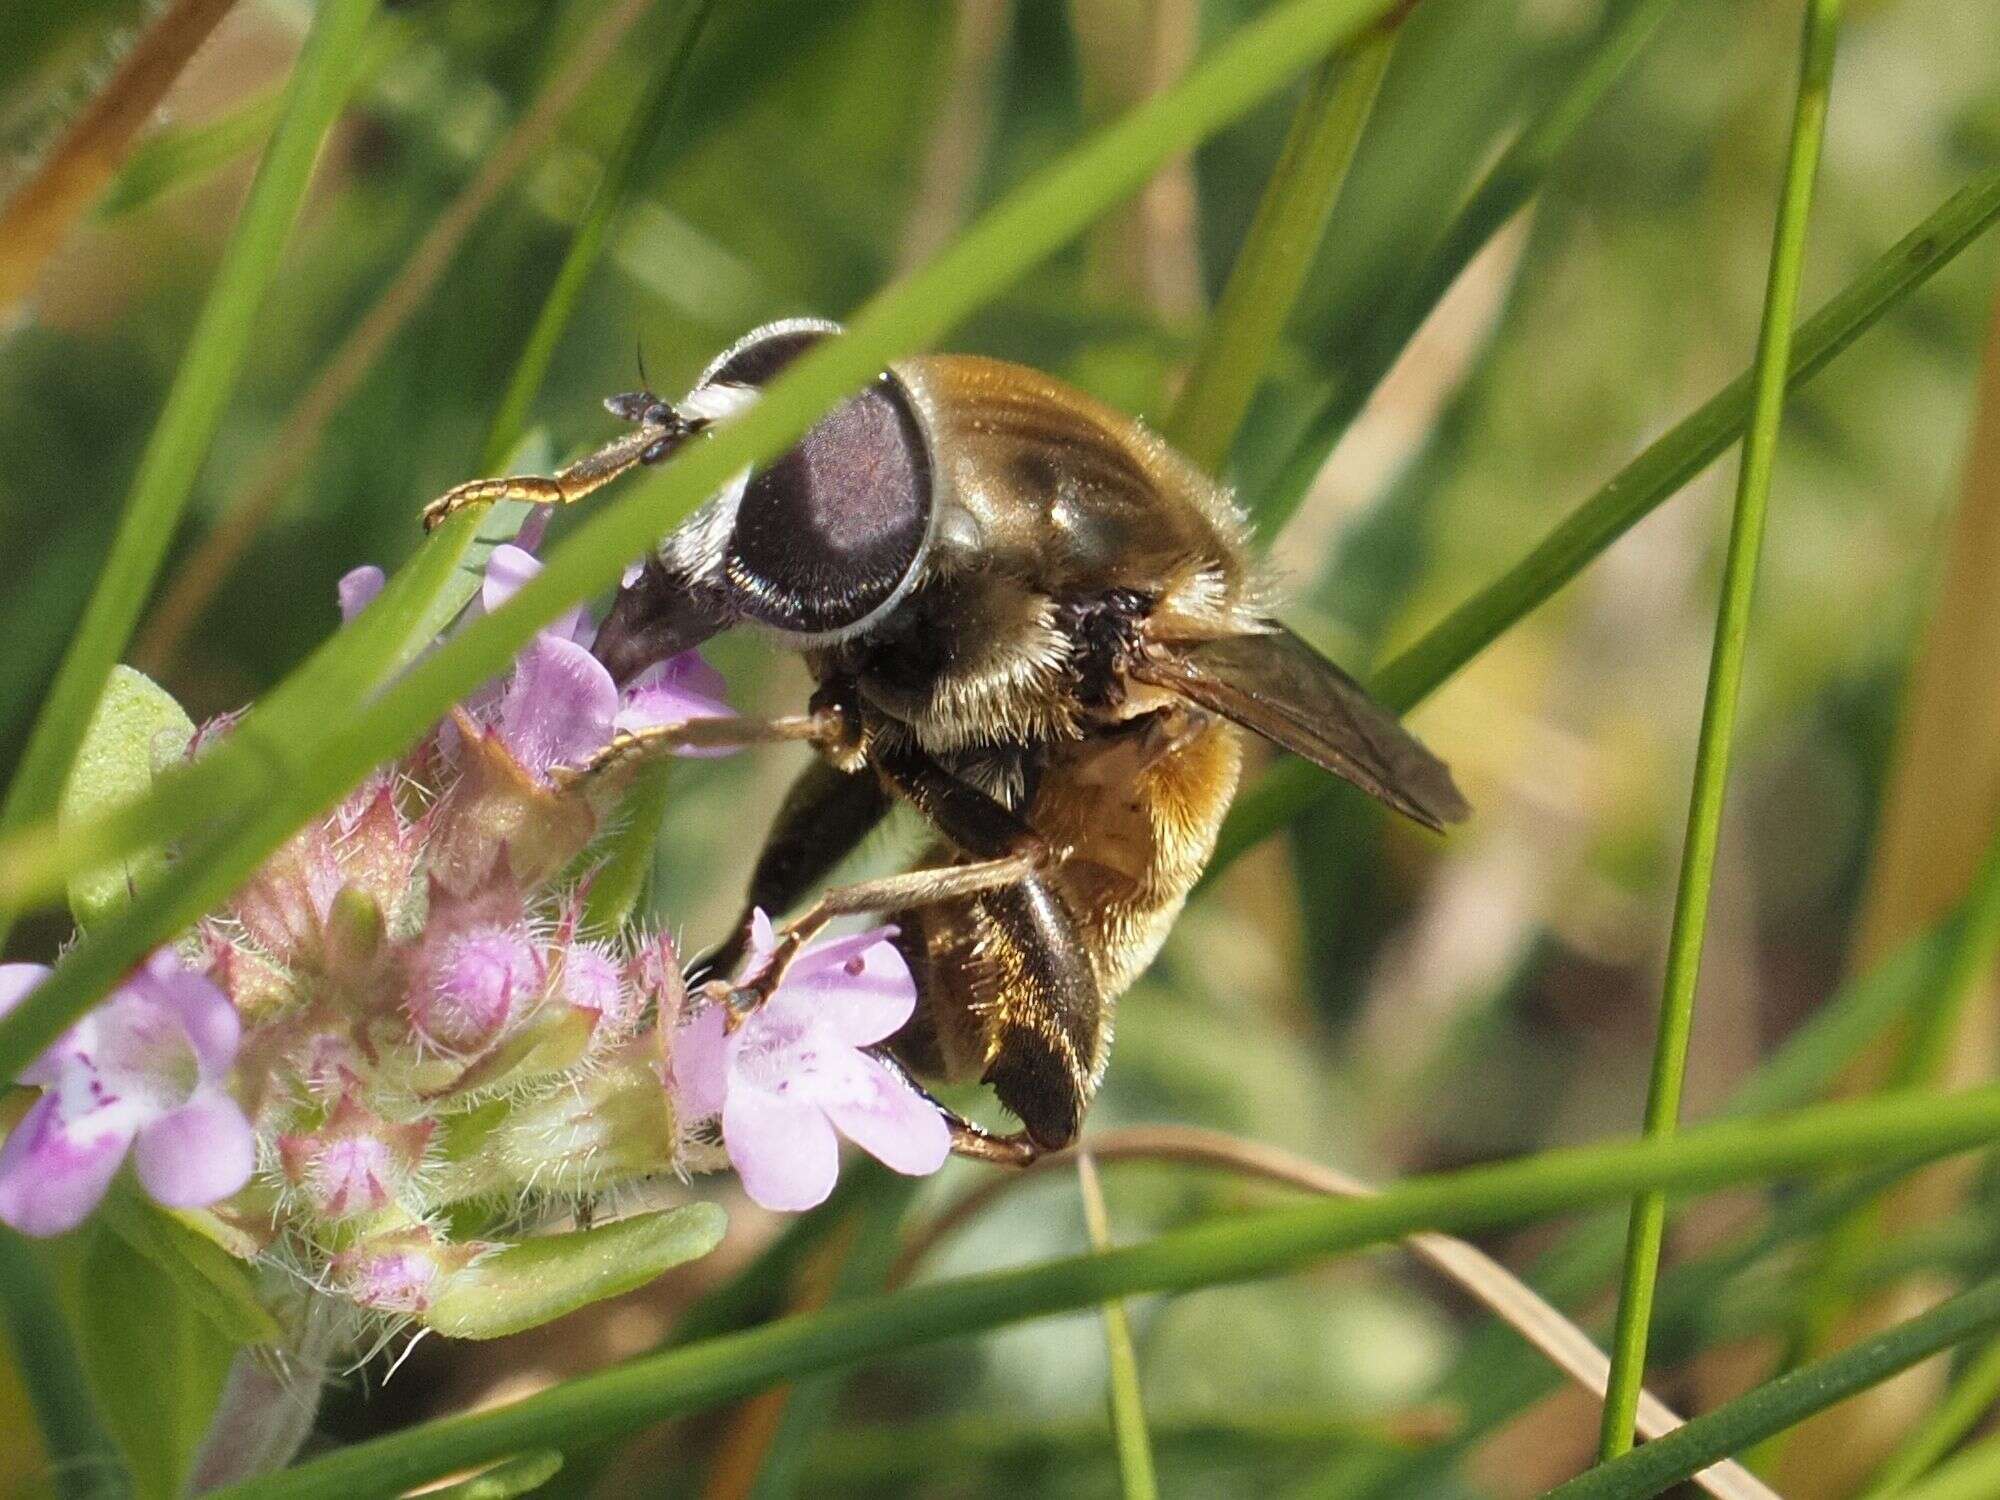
[323, 883, 385, 980]
[560, 942, 633, 1033]
[330, 1227, 477, 1316]
[277, 1095, 432, 1221]
[410, 924, 541, 1052]
[431, 1058, 677, 1203]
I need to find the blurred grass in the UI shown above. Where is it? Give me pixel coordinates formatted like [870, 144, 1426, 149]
[3, 0, 2000, 1493]
[0, 0, 385, 953]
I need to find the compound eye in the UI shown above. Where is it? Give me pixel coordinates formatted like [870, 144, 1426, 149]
[725, 372, 932, 639]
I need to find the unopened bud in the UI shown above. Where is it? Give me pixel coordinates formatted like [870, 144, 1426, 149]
[411, 924, 541, 1052]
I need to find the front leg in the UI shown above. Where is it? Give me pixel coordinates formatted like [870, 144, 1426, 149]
[420, 396, 706, 530]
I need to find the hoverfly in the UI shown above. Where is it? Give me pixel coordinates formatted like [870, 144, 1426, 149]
[423, 320, 1467, 1163]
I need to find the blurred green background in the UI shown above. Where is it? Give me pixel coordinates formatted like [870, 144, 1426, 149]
[2, 0, 1998, 1494]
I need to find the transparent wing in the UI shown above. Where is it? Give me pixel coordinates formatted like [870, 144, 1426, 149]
[1133, 624, 1469, 832]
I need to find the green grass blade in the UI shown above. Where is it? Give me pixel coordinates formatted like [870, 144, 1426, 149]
[1550, 1276, 2000, 1500]
[1254, 0, 1682, 532]
[0, 0, 383, 954]
[1863, 1330, 2000, 1494]
[479, 0, 721, 473]
[1889, 1429, 2000, 1500]
[0, 0, 1400, 1085]
[1164, 22, 1399, 473]
[1078, 1152, 1159, 1500]
[0, 1231, 132, 1500]
[1208, 163, 2000, 878]
[511, 0, 721, 936]
[203, 1080, 2000, 1500]
[1596, 0, 1844, 1460]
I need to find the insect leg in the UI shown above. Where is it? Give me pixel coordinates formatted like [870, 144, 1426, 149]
[869, 745, 1098, 1160]
[551, 712, 834, 797]
[692, 759, 894, 980]
[420, 428, 656, 531]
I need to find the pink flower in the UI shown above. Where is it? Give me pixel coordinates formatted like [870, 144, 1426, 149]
[409, 922, 542, 1052]
[673, 914, 949, 1211]
[416, 542, 734, 784]
[0, 953, 255, 1236]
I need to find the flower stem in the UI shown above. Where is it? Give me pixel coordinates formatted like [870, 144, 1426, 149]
[1595, 0, 1844, 1461]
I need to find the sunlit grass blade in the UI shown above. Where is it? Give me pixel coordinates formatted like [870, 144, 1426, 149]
[1078, 1152, 1159, 1500]
[1164, 21, 1400, 473]
[0, 0, 1402, 1085]
[1550, 1275, 2000, 1500]
[1207, 163, 2000, 878]
[0, 0, 384, 954]
[1890, 1428, 2000, 1500]
[204, 1081, 2000, 1500]
[1596, 0, 1844, 1460]
[0, 1231, 130, 1500]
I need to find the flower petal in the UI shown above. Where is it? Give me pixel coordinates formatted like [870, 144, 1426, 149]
[338, 566, 385, 623]
[133, 951, 240, 1082]
[776, 928, 915, 1045]
[496, 634, 619, 777]
[672, 1004, 730, 1121]
[0, 965, 53, 1077]
[813, 1051, 951, 1178]
[614, 653, 735, 756]
[723, 1083, 840, 1212]
[133, 1091, 255, 1208]
[0, 1092, 131, 1235]
[481, 544, 541, 615]
[483, 546, 593, 645]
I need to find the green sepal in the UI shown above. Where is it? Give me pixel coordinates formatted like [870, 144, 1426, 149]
[58, 665, 196, 926]
[423, 1204, 726, 1340]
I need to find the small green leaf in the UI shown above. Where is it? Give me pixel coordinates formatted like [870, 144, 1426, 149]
[95, 1190, 281, 1347]
[424, 1204, 726, 1340]
[57, 667, 194, 926]
[420, 1452, 564, 1500]
[78, 1225, 234, 1500]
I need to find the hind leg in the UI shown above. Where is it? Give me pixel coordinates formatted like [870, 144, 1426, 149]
[865, 744, 1103, 1162]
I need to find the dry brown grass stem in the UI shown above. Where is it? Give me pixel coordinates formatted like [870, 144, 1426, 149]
[0, 0, 242, 312]
[131, 0, 659, 673]
[890, 1124, 1779, 1500]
